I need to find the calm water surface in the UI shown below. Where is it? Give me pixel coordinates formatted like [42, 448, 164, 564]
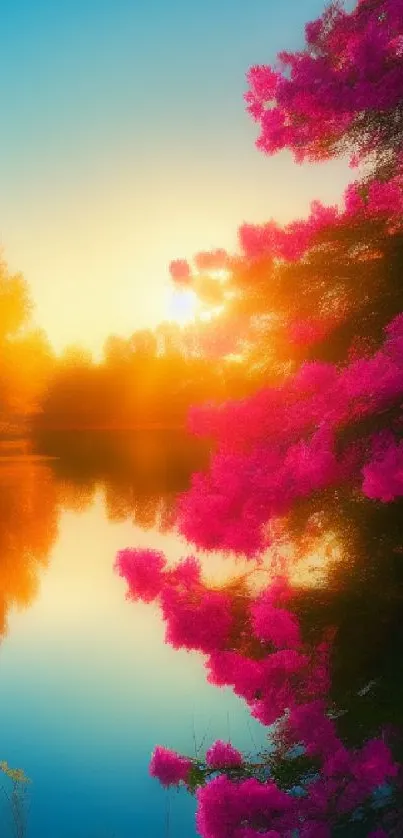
[1, 431, 402, 837]
[0, 433, 267, 838]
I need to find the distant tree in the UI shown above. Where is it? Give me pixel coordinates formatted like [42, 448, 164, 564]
[0, 258, 32, 344]
[0, 259, 54, 422]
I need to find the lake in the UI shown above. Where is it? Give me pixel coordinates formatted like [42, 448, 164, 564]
[0, 432, 269, 838]
[0, 431, 402, 837]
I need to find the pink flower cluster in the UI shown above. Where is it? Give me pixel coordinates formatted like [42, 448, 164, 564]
[196, 776, 295, 838]
[115, 550, 234, 652]
[131, 555, 398, 834]
[116, 547, 333, 726]
[179, 313, 403, 555]
[116, 540, 398, 833]
[362, 432, 403, 502]
[195, 738, 396, 837]
[244, 0, 403, 165]
[205, 740, 243, 768]
[238, 172, 403, 262]
[114, 548, 166, 602]
[149, 745, 193, 787]
[169, 165, 403, 286]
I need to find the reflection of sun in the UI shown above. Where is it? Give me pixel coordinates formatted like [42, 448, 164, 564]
[166, 289, 199, 325]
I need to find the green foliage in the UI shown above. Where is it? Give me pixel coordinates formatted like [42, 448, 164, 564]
[267, 752, 321, 791]
[0, 761, 31, 838]
[186, 763, 207, 793]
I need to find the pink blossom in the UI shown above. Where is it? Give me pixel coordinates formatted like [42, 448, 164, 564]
[205, 740, 243, 769]
[250, 593, 301, 649]
[352, 738, 398, 789]
[288, 701, 340, 758]
[178, 315, 403, 555]
[196, 775, 294, 838]
[362, 435, 403, 502]
[166, 555, 202, 590]
[244, 0, 403, 167]
[149, 746, 193, 787]
[114, 548, 166, 602]
[161, 586, 233, 653]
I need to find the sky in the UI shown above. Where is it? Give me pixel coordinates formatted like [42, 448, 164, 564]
[0, 0, 353, 359]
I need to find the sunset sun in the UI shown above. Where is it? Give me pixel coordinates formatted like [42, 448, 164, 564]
[166, 288, 199, 325]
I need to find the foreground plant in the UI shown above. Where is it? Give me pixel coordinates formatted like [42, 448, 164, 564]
[115, 549, 400, 835]
[0, 761, 30, 838]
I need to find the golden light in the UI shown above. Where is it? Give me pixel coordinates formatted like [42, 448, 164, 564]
[198, 304, 225, 323]
[166, 288, 199, 325]
[208, 268, 230, 282]
[165, 287, 224, 327]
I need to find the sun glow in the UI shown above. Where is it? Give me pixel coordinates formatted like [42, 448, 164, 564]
[166, 289, 199, 325]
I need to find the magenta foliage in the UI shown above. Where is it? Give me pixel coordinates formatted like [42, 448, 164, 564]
[178, 314, 403, 556]
[205, 741, 243, 769]
[194, 736, 396, 835]
[362, 432, 403, 501]
[149, 745, 193, 787]
[238, 171, 403, 262]
[244, 0, 403, 165]
[116, 551, 234, 652]
[116, 550, 397, 833]
[114, 548, 166, 602]
[251, 592, 301, 649]
[161, 585, 234, 652]
[169, 167, 403, 283]
[196, 776, 295, 838]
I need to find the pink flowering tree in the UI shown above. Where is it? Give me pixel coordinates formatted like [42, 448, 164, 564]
[170, 0, 403, 375]
[177, 313, 403, 557]
[245, 0, 403, 172]
[170, 165, 403, 378]
[115, 549, 401, 835]
[115, 0, 403, 834]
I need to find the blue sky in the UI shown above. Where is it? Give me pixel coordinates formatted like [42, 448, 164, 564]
[0, 0, 351, 355]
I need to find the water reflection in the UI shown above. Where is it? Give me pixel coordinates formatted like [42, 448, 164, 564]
[0, 459, 58, 634]
[0, 431, 211, 643]
[34, 429, 209, 530]
[0, 432, 401, 835]
[0, 433, 264, 838]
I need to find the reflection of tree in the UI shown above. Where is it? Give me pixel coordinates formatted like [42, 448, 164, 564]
[0, 462, 59, 633]
[56, 479, 97, 514]
[35, 430, 209, 533]
[103, 481, 176, 531]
